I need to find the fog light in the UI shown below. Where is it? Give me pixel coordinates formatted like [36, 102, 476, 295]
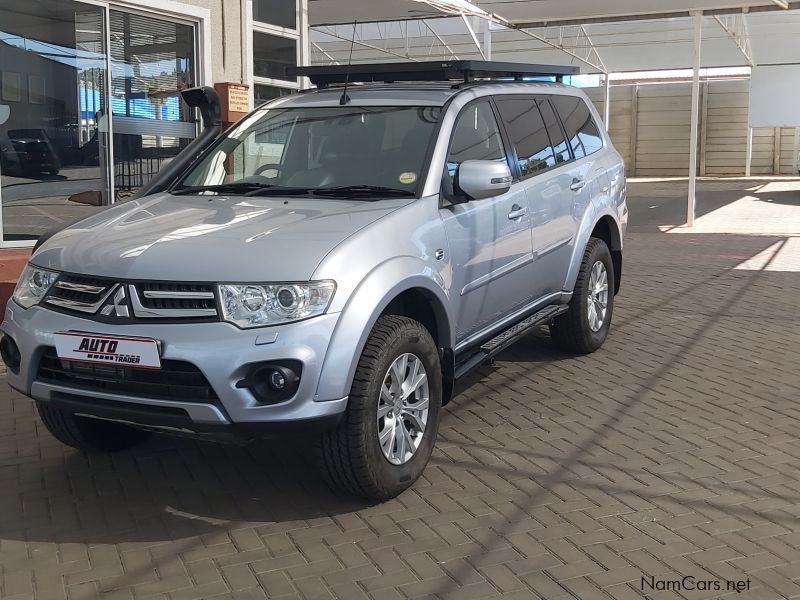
[0, 335, 21, 373]
[236, 360, 302, 404]
[269, 369, 286, 390]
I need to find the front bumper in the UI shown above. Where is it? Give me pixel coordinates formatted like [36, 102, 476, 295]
[1, 301, 348, 431]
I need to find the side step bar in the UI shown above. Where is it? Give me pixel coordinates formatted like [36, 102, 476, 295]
[454, 304, 569, 380]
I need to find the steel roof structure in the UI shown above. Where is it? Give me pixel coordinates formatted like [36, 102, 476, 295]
[309, 5, 800, 74]
[309, 0, 799, 28]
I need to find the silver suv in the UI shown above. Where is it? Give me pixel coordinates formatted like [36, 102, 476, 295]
[1, 62, 627, 500]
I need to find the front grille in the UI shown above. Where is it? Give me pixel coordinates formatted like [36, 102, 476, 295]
[45, 275, 114, 313]
[37, 348, 219, 402]
[136, 282, 216, 311]
[43, 274, 219, 321]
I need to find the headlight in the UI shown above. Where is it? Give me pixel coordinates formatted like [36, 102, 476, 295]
[218, 281, 336, 328]
[12, 264, 58, 309]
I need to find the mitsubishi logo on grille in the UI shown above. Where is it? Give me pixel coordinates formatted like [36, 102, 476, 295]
[99, 285, 130, 318]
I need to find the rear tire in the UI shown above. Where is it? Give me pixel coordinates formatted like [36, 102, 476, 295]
[550, 237, 614, 354]
[315, 315, 442, 500]
[36, 401, 151, 452]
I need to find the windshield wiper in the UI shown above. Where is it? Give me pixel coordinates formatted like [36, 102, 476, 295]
[172, 182, 316, 197]
[171, 182, 273, 196]
[172, 183, 416, 199]
[310, 185, 416, 198]
[244, 186, 316, 197]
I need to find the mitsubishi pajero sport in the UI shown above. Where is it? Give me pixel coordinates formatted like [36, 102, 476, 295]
[1, 61, 627, 500]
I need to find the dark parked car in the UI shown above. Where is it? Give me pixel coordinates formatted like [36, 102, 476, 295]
[3, 129, 61, 175]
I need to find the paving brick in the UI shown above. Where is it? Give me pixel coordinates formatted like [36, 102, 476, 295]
[2, 180, 800, 599]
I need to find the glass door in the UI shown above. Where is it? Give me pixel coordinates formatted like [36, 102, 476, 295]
[0, 0, 112, 244]
[109, 9, 197, 200]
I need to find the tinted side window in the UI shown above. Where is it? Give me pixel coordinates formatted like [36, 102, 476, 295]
[551, 95, 603, 157]
[494, 97, 554, 178]
[444, 101, 508, 197]
[537, 98, 571, 164]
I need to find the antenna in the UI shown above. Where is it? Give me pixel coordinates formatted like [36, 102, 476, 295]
[339, 20, 357, 105]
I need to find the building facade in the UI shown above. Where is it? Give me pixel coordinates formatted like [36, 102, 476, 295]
[0, 0, 308, 247]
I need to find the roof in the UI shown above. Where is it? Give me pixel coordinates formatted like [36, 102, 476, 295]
[308, 1, 800, 74]
[309, 0, 798, 27]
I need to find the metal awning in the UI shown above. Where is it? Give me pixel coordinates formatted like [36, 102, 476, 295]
[309, 0, 799, 27]
[310, 10, 800, 74]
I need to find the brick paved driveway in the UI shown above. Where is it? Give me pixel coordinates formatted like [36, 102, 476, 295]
[1, 179, 800, 600]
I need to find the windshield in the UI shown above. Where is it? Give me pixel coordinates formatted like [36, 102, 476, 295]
[175, 105, 442, 198]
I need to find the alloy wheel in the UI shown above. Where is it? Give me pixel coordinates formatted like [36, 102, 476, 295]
[586, 260, 609, 332]
[376, 353, 429, 465]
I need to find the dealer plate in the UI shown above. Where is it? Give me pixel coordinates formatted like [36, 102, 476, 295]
[53, 332, 161, 369]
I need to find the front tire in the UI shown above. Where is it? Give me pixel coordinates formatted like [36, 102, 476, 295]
[36, 401, 151, 452]
[550, 237, 614, 354]
[316, 315, 442, 500]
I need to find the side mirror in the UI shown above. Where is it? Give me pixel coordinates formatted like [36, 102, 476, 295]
[457, 160, 513, 200]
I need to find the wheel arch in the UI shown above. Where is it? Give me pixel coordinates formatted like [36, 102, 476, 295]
[381, 287, 456, 406]
[315, 258, 454, 404]
[564, 210, 623, 295]
[589, 215, 623, 294]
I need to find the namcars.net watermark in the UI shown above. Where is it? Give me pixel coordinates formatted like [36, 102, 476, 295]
[642, 575, 752, 594]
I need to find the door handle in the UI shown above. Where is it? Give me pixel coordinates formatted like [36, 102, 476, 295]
[570, 178, 586, 192]
[507, 205, 527, 220]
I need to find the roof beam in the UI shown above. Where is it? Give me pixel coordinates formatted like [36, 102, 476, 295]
[454, 9, 609, 73]
[311, 41, 341, 65]
[316, 26, 422, 62]
[461, 13, 487, 60]
[578, 25, 607, 73]
[423, 20, 460, 59]
[713, 13, 754, 66]
[508, 23, 608, 73]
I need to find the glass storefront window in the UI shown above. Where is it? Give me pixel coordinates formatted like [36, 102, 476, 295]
[0, 2, 198, 244]
[254, 0, 296, 29]
[253, 32, 296, 82]
[0, 0, 111, 241]
[254, 84, 292, 106]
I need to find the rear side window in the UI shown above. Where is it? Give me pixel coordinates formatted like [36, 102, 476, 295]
[494, 97, 554, 178]
[443, 101, 508, 198]
[536, 98, 571, 165]
[551, 95, 604, 157]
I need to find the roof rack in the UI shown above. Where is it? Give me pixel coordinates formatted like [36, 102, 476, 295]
[289, 60, 580, 88]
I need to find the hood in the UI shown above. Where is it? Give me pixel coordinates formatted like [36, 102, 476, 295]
[33, 192, 411, 281]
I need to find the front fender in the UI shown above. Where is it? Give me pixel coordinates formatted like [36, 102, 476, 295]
[563, 206, 622, 294]
[314, 256, 452, 402]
